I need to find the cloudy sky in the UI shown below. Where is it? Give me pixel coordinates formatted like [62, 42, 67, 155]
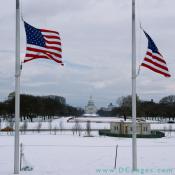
[0, 0, 175, 108]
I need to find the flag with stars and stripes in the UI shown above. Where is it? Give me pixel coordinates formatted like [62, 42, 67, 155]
[141, 30, 170, 77]
[24, 21, 63, 65]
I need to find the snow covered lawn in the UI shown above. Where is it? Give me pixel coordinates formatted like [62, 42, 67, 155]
[0, 131, 175, 175]
[2, 116, 175, 131]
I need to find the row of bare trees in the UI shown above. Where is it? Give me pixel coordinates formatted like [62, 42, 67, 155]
[72, 120, 91, 136]
[0, 94, 84, 122]
[18, 118, 92, 136]
[98, 95, 175, 120]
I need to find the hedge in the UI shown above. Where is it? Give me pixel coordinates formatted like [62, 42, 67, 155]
[99, 129, 165, 138]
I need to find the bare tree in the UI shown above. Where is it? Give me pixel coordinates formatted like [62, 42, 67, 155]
[9, 119, 14, 129]
[163, 126, 167, 133]
[159, 95, 175, 104]
[72, 125, 75, 135]
[48, 119, 52, 134]
[23, 120, 28, 134]
[72, 119, 82, 136]
[53, 126, 57, 135]
[59, 118, 64, 133]
[8, 118, 14, 135]
[37, 121, 42, 133]
[117, 95, 140, 118]
[20, 120, 28, 134]
[169, 124, 172, 136]
[86, 120, 91, 137]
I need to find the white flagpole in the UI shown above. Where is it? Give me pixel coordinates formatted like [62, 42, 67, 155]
[132, 0, 137, 171]
[14, 0, 21, 174]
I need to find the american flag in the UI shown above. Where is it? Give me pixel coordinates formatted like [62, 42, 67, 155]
[141, 30, 170, 77]
[24, 22, 63, 65]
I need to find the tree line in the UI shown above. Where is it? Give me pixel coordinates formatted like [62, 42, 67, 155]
[0, 94, 84, 121]
[1, 93, 175, 121]
[98, 95, 175, 120]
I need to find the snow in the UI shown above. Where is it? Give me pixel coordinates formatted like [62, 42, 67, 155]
[0, 117, 175, 175]
[3, 116, 175, 131]
[83, 114, 99, 117]
[69, 117, 133, 123]
[151, 123, 175, 130]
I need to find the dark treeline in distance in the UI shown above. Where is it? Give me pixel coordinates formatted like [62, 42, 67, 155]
[1, 93, 175, 122]
[98, 95, 175, 121]
[0, 93, 84, 121]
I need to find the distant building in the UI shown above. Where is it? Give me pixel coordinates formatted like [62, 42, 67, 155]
[84, 96, 98, 116]
[110, 119, 151, 135]
[107, 103, 115, 111]
[100, 103, 115, 112]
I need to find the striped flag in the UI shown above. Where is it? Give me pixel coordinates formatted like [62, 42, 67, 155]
[24, 21, 63, 65]
[141, 30, 170, 77]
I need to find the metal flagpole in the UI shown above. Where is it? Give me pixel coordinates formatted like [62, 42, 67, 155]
[14, 0, 21, 174]
[131, 0, 137, 171]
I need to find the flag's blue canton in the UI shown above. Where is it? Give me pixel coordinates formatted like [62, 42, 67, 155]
[24, 22, 45, 47]
[144, 31, 159, 54]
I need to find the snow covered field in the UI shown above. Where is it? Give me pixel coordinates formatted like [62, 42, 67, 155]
[0, 131, 175, 175]
[2, 116, 175, 130]
[0, 117, 175, 175]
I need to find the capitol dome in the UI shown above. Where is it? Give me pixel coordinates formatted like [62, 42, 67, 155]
[83, 96, 98, 116]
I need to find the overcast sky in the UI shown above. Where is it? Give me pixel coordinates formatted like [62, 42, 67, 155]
[0, 0, 175, 108]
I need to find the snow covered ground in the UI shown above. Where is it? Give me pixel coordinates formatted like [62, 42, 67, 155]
[0, 117, 175, 175]
[0, 131, 175, 175]
[1, 117, 110, 130]
[2, 116, 175, 130]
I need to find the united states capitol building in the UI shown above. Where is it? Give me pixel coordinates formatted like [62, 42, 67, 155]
[83, 96, 98, 117]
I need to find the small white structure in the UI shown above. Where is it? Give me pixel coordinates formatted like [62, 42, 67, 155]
[84, 96, 98, 116]
[110, 119, 151, 135]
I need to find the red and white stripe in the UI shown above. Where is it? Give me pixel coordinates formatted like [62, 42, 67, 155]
[141, 49, 170, 77]
[24, 29, 63, 65]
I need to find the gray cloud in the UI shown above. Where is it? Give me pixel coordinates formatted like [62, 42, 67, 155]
[0, 0, 175, 107]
